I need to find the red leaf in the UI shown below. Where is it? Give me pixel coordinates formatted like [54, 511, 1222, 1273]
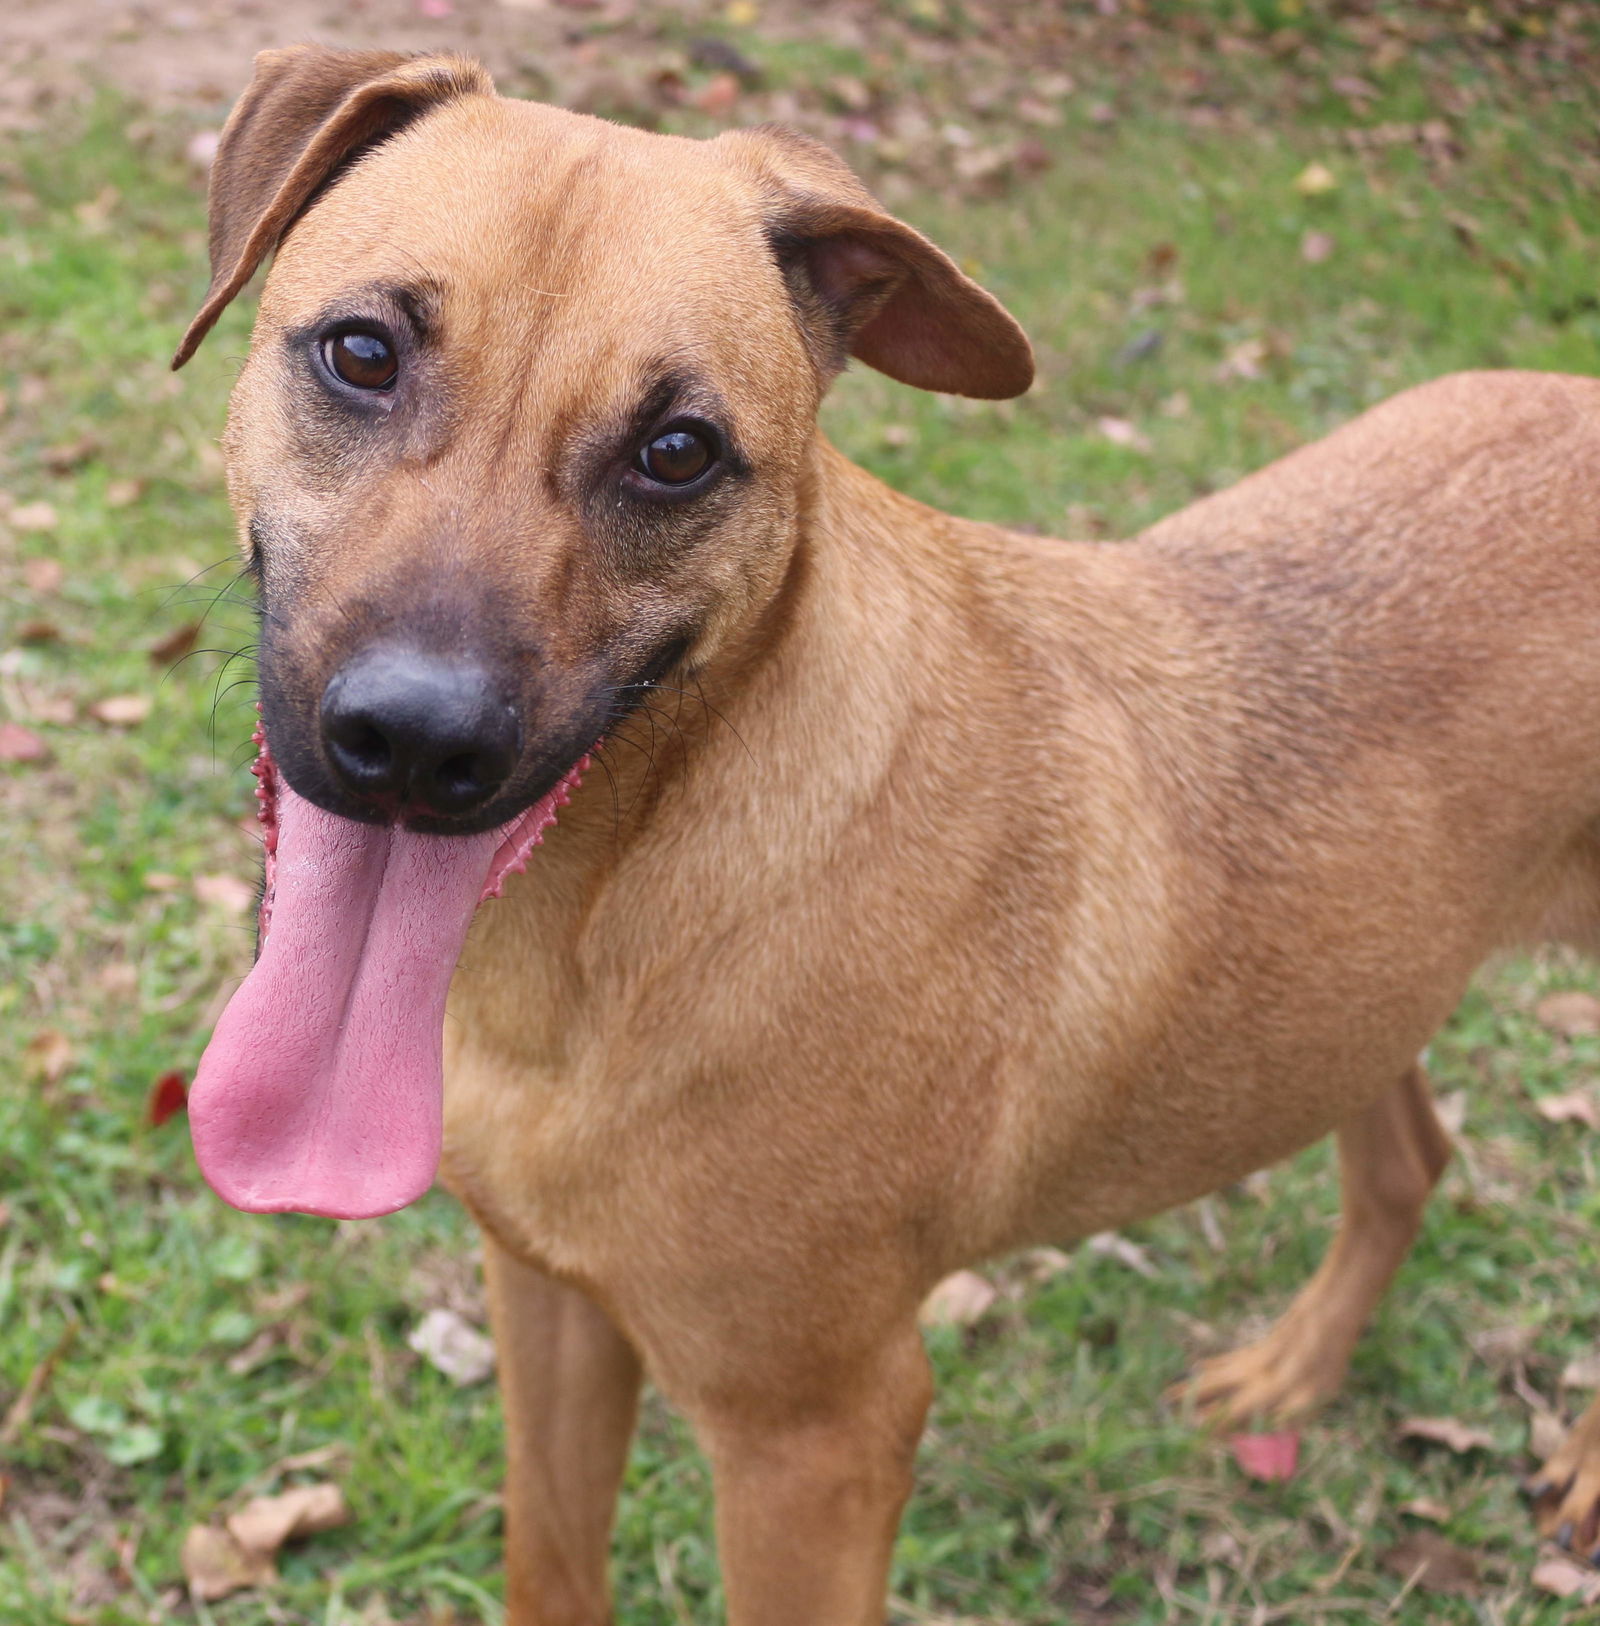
[147, 1071, 188, 1127]
[1229, 1430, 1300, 1482]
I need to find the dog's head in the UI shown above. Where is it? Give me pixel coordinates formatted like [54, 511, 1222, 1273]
[177, 44, 1032, 834]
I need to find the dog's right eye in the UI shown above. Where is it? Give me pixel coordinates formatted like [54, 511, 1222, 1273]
[322, 329, 398, 391]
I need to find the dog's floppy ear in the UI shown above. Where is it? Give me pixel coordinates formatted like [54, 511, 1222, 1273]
[173, 45, 495, 368]
[718, 125, 1033, 400]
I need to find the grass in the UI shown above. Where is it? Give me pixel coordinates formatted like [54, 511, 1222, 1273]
[4, 7, 1600, 1621]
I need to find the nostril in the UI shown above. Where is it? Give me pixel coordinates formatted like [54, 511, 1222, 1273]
[344, 723, 392, 774]
[435, 752, 482, 797]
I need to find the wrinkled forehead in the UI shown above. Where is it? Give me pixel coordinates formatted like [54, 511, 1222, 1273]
[261, 98, 803, 412]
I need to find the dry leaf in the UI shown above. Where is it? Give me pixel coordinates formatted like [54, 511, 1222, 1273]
[1086, 1231, 1157, 1277]
[41, 434, 98, 474]
[194, 873, 255, 916]
[1533, 1553, 1600, 1603]
[17, 620, 60, 643]
[1531, 1410, 1568, 1461]
[1229, 1430, 1299, 1482]
[147, 1071, 188, 1128]
[150, 621, 202, 666]
[144, 871, 181, 892]
[1096, 416, 1152, 453]
[1399, 1496, 1450, 1523]
[0, 722, 50, 763]
[1397, 1416, 1494, 1454]
[186, 130, 221, 171]
[1300, 229, 1335, 264]
[181, 1525, 275, 1602]
[226, 1483, 350, 1553]
[21, 556, 64, 592]
[1563, 1354, 1600, 1390]
[1216, 338, 1269, 383]
[1536, 991, 1600, 1037]
[407, 1307, 496, 1385]
[89, 694, 151, 727]
[1537, 1088, 1600, 1129]
[104, 478, 144, 508]
[1018, 1246, 1073, 1282]
[693, 73, 740, 117]
[1293, 161, 1338, 196]
[183, 1482, 349, 1602]
[9, 500, 59, 531]
[1435, 1089, 1468, 1135]
[919, 1270, 998, 1328]
[23, 1029, 73, 1084]
[1381, 1531, 1479, 1595]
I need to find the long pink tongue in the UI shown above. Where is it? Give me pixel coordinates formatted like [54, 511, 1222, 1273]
[189, 783, 501, 1219]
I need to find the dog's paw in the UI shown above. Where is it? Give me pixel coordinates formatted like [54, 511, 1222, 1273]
[1529, 1401, 1600, 1560]
[1168, 1326, 1348, 1430]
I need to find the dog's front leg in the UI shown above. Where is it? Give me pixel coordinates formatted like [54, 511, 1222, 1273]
[483, 1237, 643, 1626]
[690, 1325, 933, 1626]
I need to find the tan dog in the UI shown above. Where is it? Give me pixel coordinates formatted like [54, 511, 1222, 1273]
[175, 44, 1600, 1623]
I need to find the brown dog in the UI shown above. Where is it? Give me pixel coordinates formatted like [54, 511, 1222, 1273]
[175, 44, 1600, 1622]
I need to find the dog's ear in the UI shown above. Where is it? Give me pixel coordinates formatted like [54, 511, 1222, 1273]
[717, 125, 1033, 400]
[173, 45, 495, 368]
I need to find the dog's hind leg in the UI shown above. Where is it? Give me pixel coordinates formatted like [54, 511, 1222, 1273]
[1172, 1062, 1452, 1427]
[483, 1238, 643, 1626]
[1530, 1391, 1600, 1555]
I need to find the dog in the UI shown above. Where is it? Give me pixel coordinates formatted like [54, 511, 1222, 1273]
[173, 44, 1600, 1622]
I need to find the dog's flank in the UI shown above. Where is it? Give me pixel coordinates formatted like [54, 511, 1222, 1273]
[178, 43, 1600, 1622]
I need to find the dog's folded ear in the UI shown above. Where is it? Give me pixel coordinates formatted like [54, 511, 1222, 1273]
[172, 45, 495, 369]
[718, 125, 1034, 401]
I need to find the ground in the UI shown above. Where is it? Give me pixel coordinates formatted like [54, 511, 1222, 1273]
[4, 2, 1600, 1622]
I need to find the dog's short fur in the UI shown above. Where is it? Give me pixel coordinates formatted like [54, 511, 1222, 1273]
[180, 45, 1600, 1621]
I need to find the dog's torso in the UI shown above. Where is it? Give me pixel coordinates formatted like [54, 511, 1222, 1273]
[439, 369, 1600, 1386]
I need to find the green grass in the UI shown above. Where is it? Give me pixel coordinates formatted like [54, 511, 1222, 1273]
[5, 9, 1600, 1621]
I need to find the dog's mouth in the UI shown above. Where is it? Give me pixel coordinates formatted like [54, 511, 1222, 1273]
[186, 722, 590, 1220]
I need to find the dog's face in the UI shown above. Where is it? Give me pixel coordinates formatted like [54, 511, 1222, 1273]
[179, 48, 1032, 834]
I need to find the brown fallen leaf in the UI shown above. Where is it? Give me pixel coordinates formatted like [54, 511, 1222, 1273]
[182, 1481, 350, 1602]
[104, 478, 144, 508]
[150, 621, 202, 666]
[1215, 337, 1269, 383]
[1563, 1353, 1600, 1390]
[693, 72, 740, 117]
[89, 694, 152, 727]
[407, 1307, 496, 1384]
[1293, 160, 1338, 197]
[1301, 229, 1335, 264]
[1381, 1530, 1479, 1595]
[1536, 991, 1600, 1038]
[181, 1525, 276, 1602]
[226, 1482, 350, 1553]
[0, 722, 50, 763]
[23, 1029, 74, 1085]
[1086, 1231, 1158, 1277]
[9, 500, 59, 531]
[1536, 1088, 1600, 1129]
[1532, 1552, 1600, 1603]
[194, 873, 255, 916]
[17, 620, 60, 643]
[1397, 1416, 1494, 1454]
[1096, 416, 1152, 454]
[1530, 1410, 1568, 1461]
[21, 556, 64, 593]
[1229, 1430, 1299, 1482]
[919, 1270, 998, 1328]
[41, 434, 99, 474]
[1399, 1496, 1450, 1523]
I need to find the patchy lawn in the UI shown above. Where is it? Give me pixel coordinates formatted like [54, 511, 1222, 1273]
[3, 3, 1600, 1621]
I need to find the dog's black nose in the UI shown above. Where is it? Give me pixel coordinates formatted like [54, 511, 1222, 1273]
[320, 646, 518, 818]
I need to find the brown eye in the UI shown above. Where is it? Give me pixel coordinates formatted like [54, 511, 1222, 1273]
[638, 427, 713, 485]
[323, 330, 398, 391]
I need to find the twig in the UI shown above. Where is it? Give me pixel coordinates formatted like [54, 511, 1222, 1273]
[0, 1318, 79, 1447]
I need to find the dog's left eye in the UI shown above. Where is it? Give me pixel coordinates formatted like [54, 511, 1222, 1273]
[322, 329, 398, 391]
[636, 426, 714, 486]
